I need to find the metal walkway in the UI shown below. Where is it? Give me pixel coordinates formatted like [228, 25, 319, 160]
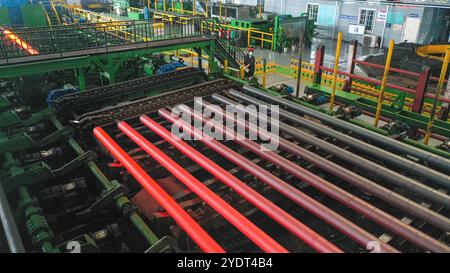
[0, 36, 209, 65]
[0, 19, 208, 66]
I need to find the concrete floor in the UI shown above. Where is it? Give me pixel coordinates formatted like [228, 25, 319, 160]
[252, 37, 383, 89]
[245, 37, 384, 96]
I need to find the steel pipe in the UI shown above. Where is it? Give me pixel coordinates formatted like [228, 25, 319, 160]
[138, 116, 341, 253]
[0, 182, 25, 253]
[186, 103, 450, 253]
[208, 96, 450, 231]
[93, 127, 225, 253]
[238, 86, 450, 173]
[118, 121, 289, 253]
[230, 89, 450, 192]
[159, 108, 399, 253]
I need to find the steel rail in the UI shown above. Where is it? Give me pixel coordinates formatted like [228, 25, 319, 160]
[159, 108, 399, 253]
[74, 79, 239, 131]
[117, 121, 289, 253]
[186, 103, 450, 253]
[137, 116, 341, 253]
[93, 126, 225, 253]
[239, 86, 450, 173]
[211, 95, 450, 230]
[54, 67, 204, 110]
[230, 89, 450, 192]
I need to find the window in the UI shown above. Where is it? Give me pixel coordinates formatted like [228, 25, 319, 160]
[359, 8, 376, 32]
[307, 3, 319, 23]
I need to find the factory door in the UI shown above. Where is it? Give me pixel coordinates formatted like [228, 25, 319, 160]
[402, 17, 421, 43]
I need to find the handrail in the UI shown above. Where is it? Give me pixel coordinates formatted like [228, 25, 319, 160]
[0, 19, 204, 61]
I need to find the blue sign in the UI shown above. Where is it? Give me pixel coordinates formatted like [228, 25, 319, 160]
[340, 15, 358, 21]
[409, 13, 419, 18]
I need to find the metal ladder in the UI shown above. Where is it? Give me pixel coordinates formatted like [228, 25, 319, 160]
[41, 1, 62, 26]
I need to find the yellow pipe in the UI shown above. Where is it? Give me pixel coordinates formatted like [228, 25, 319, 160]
[262, 61, 267, 88]
[240, 65, 245, 80]
[155, 0, 157, 10]
[416, 45, 447, 62]
[374, 40, 395, 127]
[206, 0, 209, 18]
[181, 0, 183, 13]
[329, 32, 342, 112]
[163, 0, 166, 11]
[224, 59, 229, 74]
[172, 1, 174, 12]
[193, 0, 196, 15]
[424, 47, 450, 144]
[259, 0, 262, 19]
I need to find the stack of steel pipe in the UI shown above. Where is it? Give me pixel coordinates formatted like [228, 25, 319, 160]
[91, 85, 450, 253]
[165, 103, 449, 253]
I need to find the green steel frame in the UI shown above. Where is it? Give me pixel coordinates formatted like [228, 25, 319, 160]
[0, 19, 219, 87]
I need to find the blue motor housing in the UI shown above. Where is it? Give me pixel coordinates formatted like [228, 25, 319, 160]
[47, 87, 79, 107]
[156, 61, 186, 75]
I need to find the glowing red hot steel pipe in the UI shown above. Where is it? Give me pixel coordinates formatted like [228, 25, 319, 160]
[137, 116, 342, 253]
[92, 127, 225, 253]
[117, 121, 288, 253]
[187, 102, 450, 253]
[3, 30, 39, 55]
[158, 108, 399, 253]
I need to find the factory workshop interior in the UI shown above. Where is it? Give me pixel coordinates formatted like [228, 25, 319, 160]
[0, 0, 450, 265]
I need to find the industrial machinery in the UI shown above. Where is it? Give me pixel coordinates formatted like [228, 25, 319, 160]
[1, 6, 450, 254]
[1, 70, 450, 253]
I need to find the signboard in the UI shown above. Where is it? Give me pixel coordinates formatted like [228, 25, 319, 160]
[377, 10, 387, 22]
[348, 24, 365, 35]
[409, 13, 419, 18]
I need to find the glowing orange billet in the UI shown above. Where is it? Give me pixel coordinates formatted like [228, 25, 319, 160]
[3, 30, 39, 55]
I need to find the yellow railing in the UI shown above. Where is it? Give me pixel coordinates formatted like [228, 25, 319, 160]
[169, 8, 206, 17]
[247, 28, 274, 49]
[202, 21, 274, 49]
[128, 7, 144, 13]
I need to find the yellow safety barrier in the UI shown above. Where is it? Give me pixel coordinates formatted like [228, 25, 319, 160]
[254, 59, 275, 75]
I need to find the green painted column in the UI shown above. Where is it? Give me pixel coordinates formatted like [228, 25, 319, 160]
[75, 68, 86, 91]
